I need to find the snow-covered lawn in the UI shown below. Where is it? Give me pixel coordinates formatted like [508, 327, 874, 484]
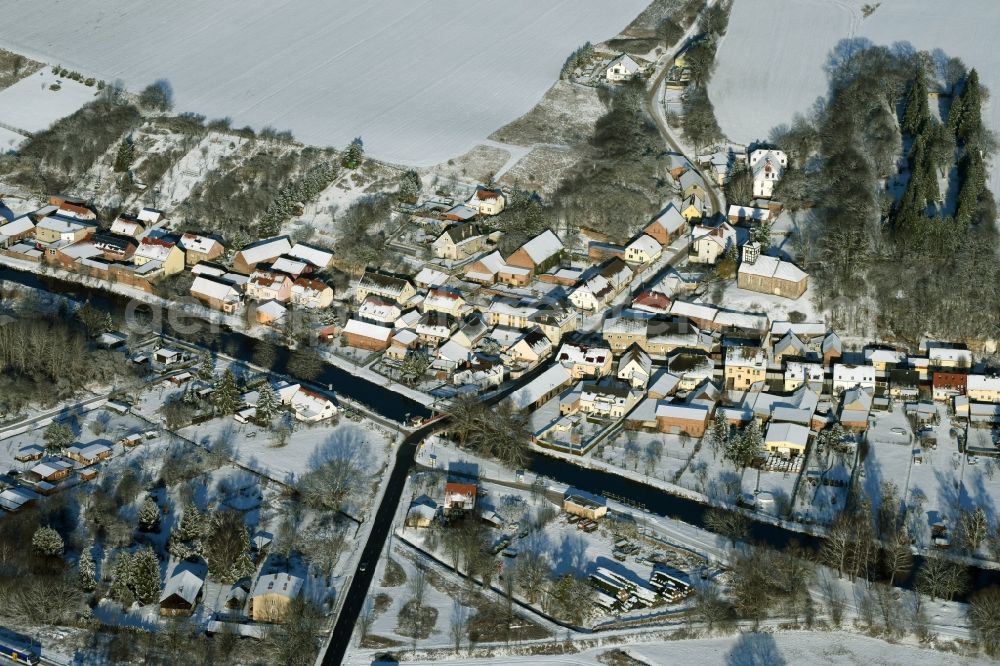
[711, 0, 1000, 197]
[0, 67, 98, 134]
[0, 0, 648, 166]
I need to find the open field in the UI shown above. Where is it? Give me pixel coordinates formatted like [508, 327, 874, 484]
[0, 0, 647, 166]
[711, 0, 1000, 197]
[0, 68, 98, 135]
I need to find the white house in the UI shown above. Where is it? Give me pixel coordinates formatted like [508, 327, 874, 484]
[784, 361, 825, 392]
[748, 148, 788, 199]
[690, 221, 737, 264]
[606, 53, 641, 82]
[289, 387, 337, 422]
[832, 364, 876, 395]
[624, 234, 662, 265]
[617, 344, 652, 389]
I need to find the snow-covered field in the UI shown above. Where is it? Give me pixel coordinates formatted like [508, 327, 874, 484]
[0, 67, 98, 135]
[711, 0, 1000, 196]
[0, 0, 647, 165]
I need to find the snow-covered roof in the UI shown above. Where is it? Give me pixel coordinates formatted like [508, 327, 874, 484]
[137, 207, 164, 223]
[36, 214, 93, 233]
[59, 241, 102, 260]
[765, 422, 809, 448]
[160, 569, 204, 606]
[670, 299, 717, 322]
[655, 402, 709, 420]
[466, 251, 506, 277]
[270, 256, 308, 276]
[647, 204, 686, 236]
[607, 53, 641, 74]
[626, 234, 661, 257]
[833, 364, 876, 382]
[0, 215, 35, 237]
[738, 254, 807, 283]
[252, 573, 303, 599]
[179, 233, 221, 255]
[237, 236, 292, 265]
[344, 318, 393, 341]
[691, 221, 736, 248]
[508, 364, 571, 409]
[190, 261, 227, 277]
[288, 242, 334, 267]
[968, 375, 1000, 392]
[437, 339, 471, 364]
[257, 300, 288, 319]
[65, 442, 112, 458]
[359, 296, 402, 322]
[414, 267, 450, 287]
[134, 238, 176, 262]
[517, 229, 563, 265]
[191, 275, 240, 301]
[727, 205, 769, 221]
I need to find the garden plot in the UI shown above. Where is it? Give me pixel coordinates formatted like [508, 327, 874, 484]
[711, 0, 1000, 197]
[0, 0, 648, 166]
[0, 67, 97, 136]
[861, 404, 1000, 554]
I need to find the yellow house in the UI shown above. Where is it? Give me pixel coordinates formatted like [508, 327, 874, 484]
[967, 375, 1000, 403]
[563, 494, 607, 521]
[681, 194, 704, 221]
[469, 186, 505, 216]
[764, 422, 809, 458]
[133, 238, 185, 276]
[250, 573, 303, 623]
[724, 347, 767, 391]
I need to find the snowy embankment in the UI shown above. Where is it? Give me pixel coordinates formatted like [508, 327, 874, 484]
[0, 0, 647, 166]
[710, 0, 1000, 198]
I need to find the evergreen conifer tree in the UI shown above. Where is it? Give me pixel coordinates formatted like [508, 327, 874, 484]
[228, 552, 256, 582]
[138, 495, 161, 532]
[901, 74, 929, 136]
[342, 138, 364, 169]
[32, 526, 64, 557]
[198, 351, 215, 380]
[109, 552, 135, 605]
[78, 546, 97, 592]
[213, 369, 241, 414]
[131, 547, 161, 605]
[113, 137, 136, 173]
[256, 382, 278, 422]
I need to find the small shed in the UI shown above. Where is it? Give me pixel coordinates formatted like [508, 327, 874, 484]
[159, 570, 205, 617]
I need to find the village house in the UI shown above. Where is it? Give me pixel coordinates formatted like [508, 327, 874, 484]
[92, 232, 138, 261]
[764, 422, 809, 458]
[290, 277, 333, 309]
[618, 344, 653, 388]
[864, 347, 906, 372]
[772, 331, 809, 364]
[678, 169, 705, 201]
[724, 346, 767, 391]
[932, 371, 967, 402]
[655, 401, 712, 436]
[190, 275, 241, 313]
[160, 570, 205, 617]
[49, 194, 97, 220]
[134, 236, 186, 275]
[644, 204, 687, 246]
[624, 234, 662, 265]
[422, 288, 465, 317]
[529, 304, 577, 345]
[342, 318, 393, 351]
[137, 207, 165, 225]
[748, 148, 788, 199]
[784, 360, 825, 392]
[504, 229, 564, 275]
[690, 221, 736, 264]
[289, 387, 337, 422]
[385, 329, 419, 362]
[737, 243, 808, 299]
[357, 295, 402, 325]
[486, 297, 537, 329]
[432, 222, 486, 260]
[889, 368, 920, 401]
[405, 496, 438, 528]
[27, 459, 73, 483]
[556, 342, 614, 379]
[178, 233, 225, 266]
[463, 250, 506, 284]
[508, 328, 552, 366]
[64, 442, 113, 466]
[414, 266, 450, 290]
[838, 387, 873, 429]
[602, 314, 650, 353]
[416, 312, 457, 347]
[569, 258, 633, 312]
[232, 236, 292, 274]
[256, 301, 287, 325]
[833, 363, 876, 395]
[251, 573, 304, 623]
[355, 270, 416, 305]
[109, 214, 146, 238]
[34, 214, 97, 244]
[287, 242, 335, 269]
[443, 482, 477, 512]
[507, 363, 573, 410]
[246, 270, 294, 303]
[606, 53, 642, 81]
[0, 215, 35, 249]
[467, 186, 505, 216]
[727, 205, 771, 225]
[680, 193, 705, 221]
[563, 382, 642, 419]
[822, 331, 843, 366]
[967, 375, 1000, 403]
[927, 345, 973, 370]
